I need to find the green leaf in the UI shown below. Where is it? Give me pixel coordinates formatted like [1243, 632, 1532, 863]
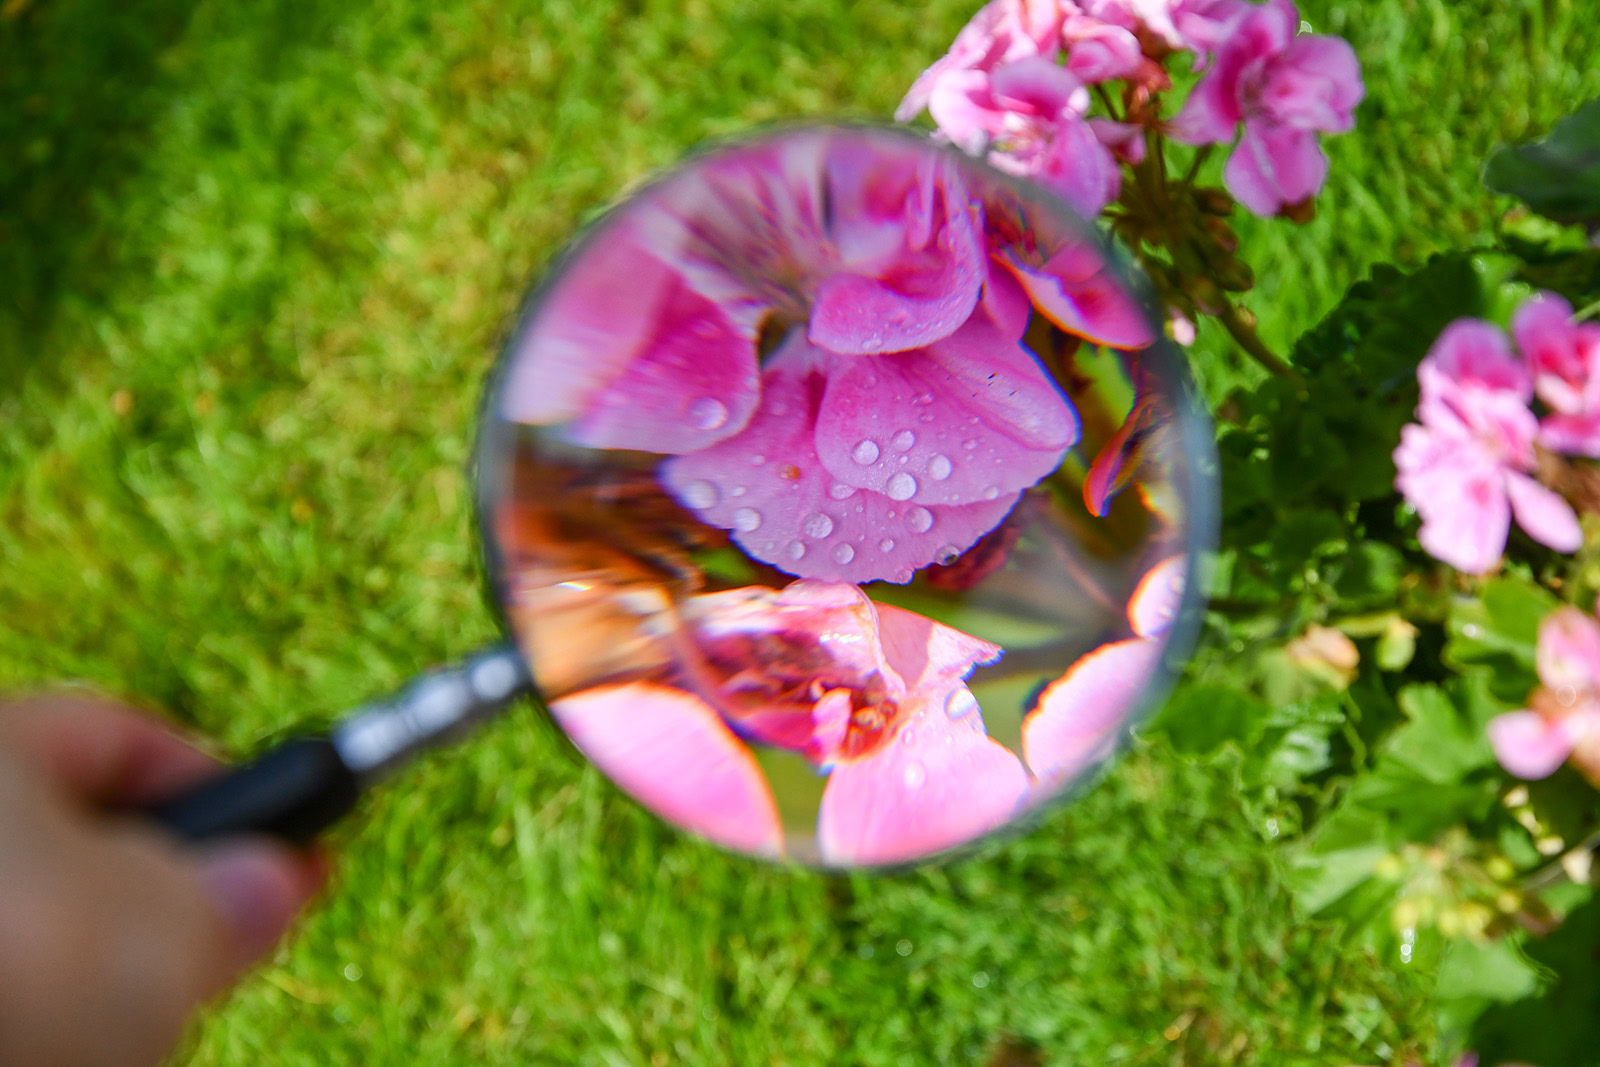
[1384, 683, 1496, 786]
[1150, 683, 1268, 755]
[1289, 842, 1391, 915]
[1437, 936, 1541, 1003]
[1484, 98, 1600, 226]
[1443, 577, 1558, 701]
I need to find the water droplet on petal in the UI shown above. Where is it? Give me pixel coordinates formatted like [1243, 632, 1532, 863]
[832, 543, 855, 564]
[945, 689, 979, 721]
[901, 728, 917, 747]
[681, 480, 718, 510]
[902, 762, 927, 789]
[928, 454, 952, 481]
[851, 439, 880, 464]
[829, 482, 857, 500]
[918, 412, 935, 423]
[936, 544, 960, 565]
[905, 506, 934, 533]
[912, 392, 933, 406]
[732, 507, 762, 532]
[891, 429, 916, 451]
[729, 485, 747, 497]
[786, 540, 806, 560]
[688, 397, 728, 430]
[887, 473, 917, 500]
[879, 538, 895, 552]
[803, 513, 834, 538]
[751, 454, 766, 466]
[962, 439, 977, 450]
[982, 486, 1000, 500]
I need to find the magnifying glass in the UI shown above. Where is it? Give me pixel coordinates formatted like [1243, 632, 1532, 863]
[149, 124, 1216, 870]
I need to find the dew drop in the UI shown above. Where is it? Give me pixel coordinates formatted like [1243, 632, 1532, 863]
[901, 728, 917, 747]
[928, 454, 952, 481]
[902, 762, 927, 789]
[879, 538, 896, 552]
[688, 396, 728, 430]
[887, 473, 917, 500]
[944, 689, 980, 721]
[751, 454, 766, 466]
[803, 513, 834, 539]
[982, 486, 1000, 500]
[731, 507, 762, 532]
[729, 485, 747, 497]
[905, 506, 934, 533]
[828, 482, 857, 500]
[912, 392, 933, 406]
[786, 540, 807, 560]
[918, 412, 936, 423]
[851, 439, 880, 464]
[681, 480, 718, 510]
[936, 544, 960, 565]
[832, 543, 855, 564]
[962, 438, 977, 450]
[891, 429, 916, 451]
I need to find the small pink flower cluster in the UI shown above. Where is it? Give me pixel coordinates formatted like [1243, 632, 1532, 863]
[898, 0, 1363, 217]
[1489, 605, 1600, 785]
[1394, 292, 1600, 575]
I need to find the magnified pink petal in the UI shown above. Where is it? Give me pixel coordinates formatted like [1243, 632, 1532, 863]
[1505, 472, 1582, 554]
[551, 682, 783, 857]
[1023, 637, 1160, 785]
[982, 254, 1034, 341]
[1084, 397, 1160, 516]
[1128, 555, 1186, 638]
[813, 316, 1077, 508]
[999, 243, 1154, 349]
[817, 696, 1029, 866]
[1029, 115, 1123, 218]
[567, 276, 762, 454]
[875, 602, 1003, 693]
[659, 336, 1021, 583]
[1535, 607, 1600, 695]
[1488, 710, 1576, 780]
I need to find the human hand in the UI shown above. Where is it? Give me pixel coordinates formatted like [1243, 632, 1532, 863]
[0, 695, 327, 1066]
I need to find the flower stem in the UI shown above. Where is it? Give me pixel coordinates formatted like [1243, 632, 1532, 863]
[1574, 296, 1600, 322]
[1216, 299, 1306, 388]
[1181, 145, 1214, 183]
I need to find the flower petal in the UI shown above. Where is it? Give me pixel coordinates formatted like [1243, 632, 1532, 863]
[1266, 34, 1364, 133]
[1022, 636, 1160, 785]
[1128, 555, 1186, 638]
[1535, 607, 1600, 695]
[1223, 121, 1328, 216]
[1539, 412, 1600, 459]
[550, 682, 783, 857]
[816, 692, 1029, 866]
[1488, 710, 1575, 780]
[998, 241, 1155, 349]
[875, 601, 1003, 693]
[813, 315, 1077, 508]
[567, 275, 762, 453]
[659, 336, 1022, 583]
[1505, 471, 1583, 554]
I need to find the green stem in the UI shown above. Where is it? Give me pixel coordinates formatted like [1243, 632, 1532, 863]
[1182, 144, 1214, 183]
[1092, 84, 1122, 122]
[1216, 299, 1306, 388]
[1574, 296, 1600, 322]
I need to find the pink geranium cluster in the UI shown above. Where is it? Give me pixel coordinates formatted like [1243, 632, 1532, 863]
[1393, 292, 1598, 574]
[898, 0, 1363, 217]
[1489, 606, 1600, 786]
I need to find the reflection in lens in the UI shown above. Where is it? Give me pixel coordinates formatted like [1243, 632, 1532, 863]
[479, 126, 1212, 868]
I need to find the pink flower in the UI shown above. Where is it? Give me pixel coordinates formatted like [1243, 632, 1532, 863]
[1168, 0, 1363, 216]
[1515, 291, 1600, 458]
[1075, 0, 1249, 57]
[928, 57, 1122, 216]
[1488, 606, 1600, 782]
[896, 0, 1067, 123]
[549, 580, 1031, 865]
[1021, 554, 1183, 784]
[1394, 320, 1581, 574]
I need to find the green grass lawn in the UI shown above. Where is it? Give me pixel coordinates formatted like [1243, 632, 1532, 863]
[5, 0, 1600, 1063]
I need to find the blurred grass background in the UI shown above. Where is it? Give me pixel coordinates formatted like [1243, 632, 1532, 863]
[4, 0, 1600, 1063]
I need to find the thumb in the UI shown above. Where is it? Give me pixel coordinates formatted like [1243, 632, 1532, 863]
[189, 837, 328, 987]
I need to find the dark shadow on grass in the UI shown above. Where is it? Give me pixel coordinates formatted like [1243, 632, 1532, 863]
[1470, 891, 1600, 1067]
[0, 0, 201, 380]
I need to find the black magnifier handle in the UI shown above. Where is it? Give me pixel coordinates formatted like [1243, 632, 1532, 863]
[149, 644, 532, 846]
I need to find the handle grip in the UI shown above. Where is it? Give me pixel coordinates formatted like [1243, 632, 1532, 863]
[151, 737, 359, 846]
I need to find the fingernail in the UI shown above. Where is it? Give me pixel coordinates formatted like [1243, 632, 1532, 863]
[196, 841, 303, 971]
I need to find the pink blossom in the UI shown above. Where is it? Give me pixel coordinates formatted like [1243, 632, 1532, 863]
[1514, 291, 1600, 457]
[1076, 0, 1249, 57]
[928, 57, 1122, 216]
[552, 580, 1031, 866]
[1488, 607, 1600, 781]
[896, 0, 1067, 123]
[1021, 553, 1183, 785]
[1394, 320, 1581, 574]
[1168, 0, 1363, 216]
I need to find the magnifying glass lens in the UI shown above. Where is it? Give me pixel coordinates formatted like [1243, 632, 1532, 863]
[479, 126, 1213, 869]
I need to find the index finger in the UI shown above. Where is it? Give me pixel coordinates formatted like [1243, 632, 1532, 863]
[0, 694, 220, 807]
